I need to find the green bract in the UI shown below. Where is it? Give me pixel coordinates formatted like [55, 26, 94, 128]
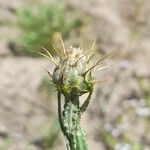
[52, 47, 93, 98]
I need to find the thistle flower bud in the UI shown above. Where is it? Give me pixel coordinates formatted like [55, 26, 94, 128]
[39, 37, 114, 150]
[52, 46, 94, 98]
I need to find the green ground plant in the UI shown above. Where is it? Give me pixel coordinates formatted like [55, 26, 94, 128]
[16, 0, 82, 56]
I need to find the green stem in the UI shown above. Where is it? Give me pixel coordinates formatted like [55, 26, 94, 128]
[79, 90, 93, 115]
[57, 91, 64, 133]
[63, 100, 88, 150]
[57, 92, 72, 149]
[58, 92, 89, 150]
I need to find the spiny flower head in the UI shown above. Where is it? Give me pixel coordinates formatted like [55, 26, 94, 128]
[52, 46, 93, 98]
[39, 36, 113, 99]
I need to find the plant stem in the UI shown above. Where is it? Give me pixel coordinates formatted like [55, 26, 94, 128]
[58, 92, 88, 150]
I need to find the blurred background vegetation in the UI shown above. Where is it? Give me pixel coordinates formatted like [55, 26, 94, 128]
[0, 0, 150, 150]
[15, 0, 82, 56]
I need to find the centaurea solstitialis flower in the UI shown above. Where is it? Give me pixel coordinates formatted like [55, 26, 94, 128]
[39, 36, 114, 150]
